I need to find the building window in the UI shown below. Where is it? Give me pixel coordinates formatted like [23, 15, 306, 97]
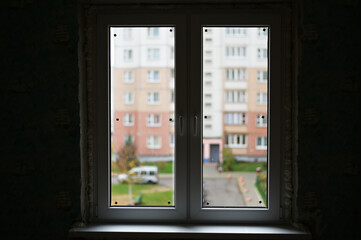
[257, 92, 267, 105]
[123, 49, 132, 61]
[147, 92, 160, 104]
[204, 93, 212, 99]
[147, 70, 160, 83]
[257, 48, 268, 60]
[257, 70, 267, 82]
[204, 124, 212, 129]
[257, 114, 267, 127]
[225, 90, 246, 103]
[146, 136, 161, 149]
[147, 48, 160, 61]
[124, 135, 134, 146]
[147, 27, 159, 37]
[205, 72, 212, 77]
[170, 46, 174, 59]
[147, 114, 161, 127]
[123, 71, 133, 83]
[170, 90, 174, 103]
[226, 46, 246, 58]
[257, 27, 268, 37]
[205, 102, 212, 107]
[225, 112, 246, 125]
[124, 92, 134, 105]
[204, 81, 212, 87]
[123, 113, 134, 126]
[226, 68, 246, 81]
[256, 136, 267, 150]
[169, 133, 175, 147]
[225, 27, 247, 36]
[123, 28, 132, 40]
[225, 133, 247, 148]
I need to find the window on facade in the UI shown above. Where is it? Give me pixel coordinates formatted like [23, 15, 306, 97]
[225, 133, 247, 148]
[257, 114, 267, 127]
[257, 27, 268, 37]
[225, 90, 246, 103]
[226, 27, 247, 36]
[147, 48, 160, 61]
[123, 71, 134, 83]
[147, 114, 161, 127]
[123, 113, 134, 126]
[169, 133, 175, 147]
[123, 28, 132, 40]
[257, 70, 267, 82]
[257, 92, 267, 105]
[225, 112, 246, 125]
[147, 27, 159, 37]
[226, 68, 246, 81]
[123, 49, 132, 61]
[256, 136, 267, 150]
[124, 92, 134, 104]
[257, 48, 268, 60]
[147, 92, 160, 104]
[146, 136, 162, 149]
[147, 70, 160, 82]
[226, 46, 246, 58]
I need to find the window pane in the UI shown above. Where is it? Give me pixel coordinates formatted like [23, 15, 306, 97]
[110, 27, 175, 207]
[202, 27, 268, 207]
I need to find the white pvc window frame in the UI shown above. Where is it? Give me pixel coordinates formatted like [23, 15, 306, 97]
[93, 10, 282, 223]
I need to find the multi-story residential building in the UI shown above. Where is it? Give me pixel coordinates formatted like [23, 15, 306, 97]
[203, 27, 268, 163]
[111, 27, 175, 162]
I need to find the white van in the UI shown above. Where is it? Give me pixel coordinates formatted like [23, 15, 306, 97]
[118, 166, 159, 184]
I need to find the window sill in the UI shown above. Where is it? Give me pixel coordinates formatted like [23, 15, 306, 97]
[69, 223, 310, 240]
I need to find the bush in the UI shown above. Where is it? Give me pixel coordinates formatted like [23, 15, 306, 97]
[223, 147, 235, 170]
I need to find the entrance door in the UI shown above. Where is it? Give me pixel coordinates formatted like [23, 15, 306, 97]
[210, 144, 219, 163]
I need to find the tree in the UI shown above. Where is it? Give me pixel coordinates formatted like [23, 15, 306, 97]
[116, 140, 139, 173]
[223, 147, 236, 171]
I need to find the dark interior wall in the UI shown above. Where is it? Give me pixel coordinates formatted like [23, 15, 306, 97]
[0, 1, 360, 240]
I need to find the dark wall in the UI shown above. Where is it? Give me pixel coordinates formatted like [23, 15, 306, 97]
[1, 1, 360, 240]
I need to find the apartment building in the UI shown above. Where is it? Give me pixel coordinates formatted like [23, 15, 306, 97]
[111, 27, 175, 162]
[203, 27, 268, 163]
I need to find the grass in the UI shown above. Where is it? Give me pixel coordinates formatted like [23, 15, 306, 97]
[140, 161, 173, 174]
[140, 191, 174, 206]
[255, 173, 267, 206]
[223, 162, 267, 172]
[111, 183, 173, 206]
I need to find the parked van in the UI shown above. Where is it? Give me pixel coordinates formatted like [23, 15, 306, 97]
[118, 166, 159, 184]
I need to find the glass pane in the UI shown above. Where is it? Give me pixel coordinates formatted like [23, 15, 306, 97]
[110, 27, 175, 206]
[202, 27, 268, 207]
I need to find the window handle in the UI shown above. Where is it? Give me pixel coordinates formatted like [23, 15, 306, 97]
[179, 115, 184, 136]
[193, 115, 198, 136]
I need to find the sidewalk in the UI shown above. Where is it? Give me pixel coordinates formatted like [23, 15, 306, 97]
[203, 163, 265, 207]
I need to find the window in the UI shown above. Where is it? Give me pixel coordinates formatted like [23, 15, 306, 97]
[92, 11, 283, 224]
[257, 70, 268, 82]
[226, 27, 247, 36]
[257, 114, 267, 127]
[147, 27, 159, 37]
[123, 49, 132, 61]
[225, 112, 246, 125]
[226, 46, 246, 58]
[123, 28, 132, 40]
[225, 133, 247, 148]
[124, 135, 134, 145]
[123, 113, 134, 126]
[147, 48, 160, 61]
[256, 136, 267, 150]
[123, 71, 133, 83]
[147, 114, 161, 127]
[225, 90, 246, 103]
[226, 68, 246, 81]
[147, 70, 160, 83]
[205, 72, 212, 77]
[169, 133, 175, 147]
[257, 27, 268, 37]
[146, 136, 161, 149]
[124, 92, 134, 104]
[257, 92, 267, 105]
[147, 92, 160, 104]
[257, 48, 268, 60]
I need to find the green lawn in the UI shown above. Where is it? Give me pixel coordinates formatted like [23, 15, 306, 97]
[140, 191, 174, 206]
[140, 161, 173, 174]
[112, 183, 153, 195]
[223, 162, 267, 172]
[255, 173, 267, 206]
